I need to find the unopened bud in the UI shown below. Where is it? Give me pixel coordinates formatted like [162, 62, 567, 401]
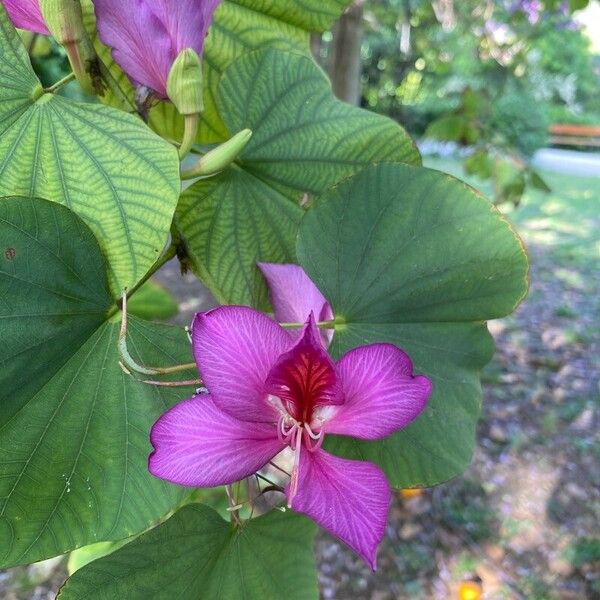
[40, 0, 85, 45]
[167, 48, 204, 116]
[181, 129, 253, 179]
[40, 0, 95, 95]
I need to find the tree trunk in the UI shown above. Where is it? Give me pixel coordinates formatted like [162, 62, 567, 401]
[328, 0, 364, 106]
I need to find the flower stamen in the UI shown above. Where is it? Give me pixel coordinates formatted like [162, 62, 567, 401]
[288, 425, 303, 507]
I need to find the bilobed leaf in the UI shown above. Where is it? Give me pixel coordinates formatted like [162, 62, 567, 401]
[297, 163, 529, 487]
[58, 505, 318, 600]
[176, 169, 302, 307]
[0, 197, 195, 567]
[0, 5, 181, 295]
[177, 49, 419, 307]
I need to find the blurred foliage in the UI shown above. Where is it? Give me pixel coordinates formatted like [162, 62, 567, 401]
[564, 537, 600, 569]
[438, 479, 497, 542]
[318, 0, 598, 205]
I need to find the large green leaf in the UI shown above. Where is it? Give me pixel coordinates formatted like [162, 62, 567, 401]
[176, 169, 302, 306]
[0, 5, 181, 295]
[228, 0, 350, 31]
[0, 197, 194, 567]
[177, 49, 419, 307]
[58, 505, 318, 600]
[297, 163, 529, 487]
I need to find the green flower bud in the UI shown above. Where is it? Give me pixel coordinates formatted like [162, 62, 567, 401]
[181, 129, 253, 180]
[167, 48, 204, 116]
[39, 0, 96, 95]
[39, 0, 85, 45]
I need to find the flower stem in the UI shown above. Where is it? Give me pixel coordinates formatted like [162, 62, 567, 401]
[125, 244, 178, 300]
[97, 57, 137, 112]
[44, 72, 76, 94]
[141, 378, 202, 387]
[279, 320, 336, 330]
[179, 113, 199, 159]
[225, 485, 242, 527]
[118, 288, 196, 377]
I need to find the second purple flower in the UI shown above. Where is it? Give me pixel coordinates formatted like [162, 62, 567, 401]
[92, 0, 221, 98]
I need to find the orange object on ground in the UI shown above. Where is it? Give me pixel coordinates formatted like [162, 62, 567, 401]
[458, 580, 483, 600]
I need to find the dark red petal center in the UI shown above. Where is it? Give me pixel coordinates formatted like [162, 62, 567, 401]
[265, 314, 343, 423]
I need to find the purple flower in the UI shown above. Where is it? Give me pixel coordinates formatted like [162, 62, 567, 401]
[1, 0, 48, 34]
[93, 0, 221, 97]
[258, 262, 334, 344]
[508, 0, 542, 24]
[149, 306, 431, 569]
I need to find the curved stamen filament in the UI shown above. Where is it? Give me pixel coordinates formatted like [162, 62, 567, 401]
[303, 427, 324, 452]
[304, 422, 321, 440]
[288, 426, 303, 507]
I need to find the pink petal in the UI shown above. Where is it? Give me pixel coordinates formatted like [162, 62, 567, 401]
[93, 0, 220, 98]
[326, 344, 431, 440]
[265, 314, 343, 423]
[258, 262, 334, 344]
[2, 0, 48, 34]
[192, 306, 292, 423]
[149, 394, 284, 487]
[288, 448, 390, 570]
[94, 0, 173, 96]
[150, 0, 221, 54]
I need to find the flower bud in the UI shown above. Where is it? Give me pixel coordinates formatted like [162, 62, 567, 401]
[181, 129, 253, 179]
[167, 48, 204, 116]
[39, 0, 95, 95]
[39, 0, 85, 45]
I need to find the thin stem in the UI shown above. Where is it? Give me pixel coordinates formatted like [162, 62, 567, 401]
[179, 114, 199, 159]
[268, 461, 291, 477]
[125, 244, 177, 301]
[279, 320, 336, 330]
[44, 72, 76, 94]
[225, 485, 242, 527]
[118, 288, 197, 377]
[255, 472, 283, 490]
[97, 57, 137, 112]
[141, 379, 202, 387]
[27, 33, 38, 54]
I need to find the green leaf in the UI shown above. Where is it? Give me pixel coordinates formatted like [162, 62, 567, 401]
[425, 115, 466, 142]
[297, 163, 529, 487]
[228, 0, 350, 31]
[176, 169, 302, 307]
[568, 0, 589, 11]
[0, 5, 181, 295]
[68, 539, 132, 574]
[0, 197, 194, 567]
[127, 281, 179, 321]
[58, 505, 318, 600]
[464, 150, 493, 179]
[529, 170, 552, 193]
[177, 49, 419, 307]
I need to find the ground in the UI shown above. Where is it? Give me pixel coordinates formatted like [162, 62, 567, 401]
[1, 160, 598, 599]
